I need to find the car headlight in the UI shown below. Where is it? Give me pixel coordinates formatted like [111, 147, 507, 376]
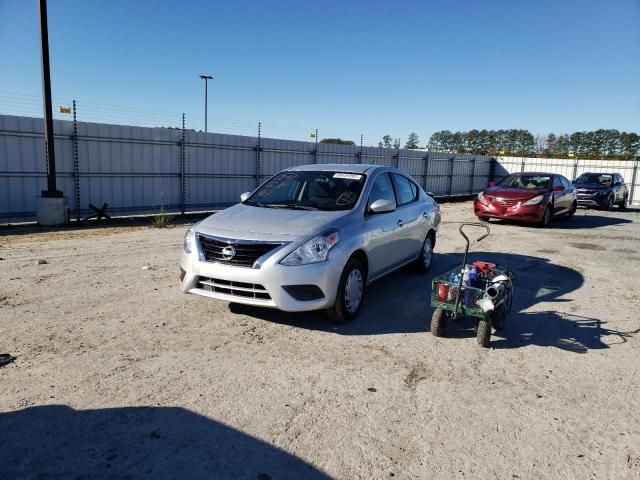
[280, 229, 340, 266]
[477, 192, 487, 204]
[183, 226, 196, 253]
[522, 195, 544, 206]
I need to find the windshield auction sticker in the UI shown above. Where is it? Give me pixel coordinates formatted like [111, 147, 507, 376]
[333, 173, 363, 180]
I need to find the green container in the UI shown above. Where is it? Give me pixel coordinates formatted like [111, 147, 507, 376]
[430, 264, 508, 319]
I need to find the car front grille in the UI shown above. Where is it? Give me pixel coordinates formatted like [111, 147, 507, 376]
[196, 276, 271, 300]
[487, 196, 519, 207]
[197, 234, 283, 268]
[577, 189, 596, 195]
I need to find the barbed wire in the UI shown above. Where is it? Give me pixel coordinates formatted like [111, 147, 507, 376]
[0, 91, 368, 144]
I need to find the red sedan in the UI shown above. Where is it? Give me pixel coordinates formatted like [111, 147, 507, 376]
[474, 172, 577, 227]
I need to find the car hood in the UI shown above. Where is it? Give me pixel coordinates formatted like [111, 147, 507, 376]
[195, 203, 349, 241]
[574, 183, 609, 190]
[484, 187, 544, 199]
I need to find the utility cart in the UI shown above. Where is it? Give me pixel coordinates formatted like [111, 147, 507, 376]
[430, 223, 515, 347]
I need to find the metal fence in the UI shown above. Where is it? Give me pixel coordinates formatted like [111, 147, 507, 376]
[0, 114, 494, 223]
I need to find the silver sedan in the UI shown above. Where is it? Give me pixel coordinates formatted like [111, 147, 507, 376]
[181, 164, 441, 322]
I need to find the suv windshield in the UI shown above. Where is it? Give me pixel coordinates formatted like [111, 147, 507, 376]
[245, 171, 366, 211]
[498, 175, 552, 190]
[575, 173, 613, 185]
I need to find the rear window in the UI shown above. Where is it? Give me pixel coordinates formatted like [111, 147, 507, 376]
[393, 174, 419, 205]
[575, 174, 613, 185]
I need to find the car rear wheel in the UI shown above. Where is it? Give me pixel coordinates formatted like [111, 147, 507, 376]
[567, 201, 577, 218]
[325, 257, 365, 323]
[414, 234, 434, 273]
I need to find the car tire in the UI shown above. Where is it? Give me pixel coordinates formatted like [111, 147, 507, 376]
[477, 317, 492, 347]
[325, 257, 366, 324]
[567, 201, 577, 218]
[619, 196, 628, 210]
[430, 308, 447, 337]
[478, 216, 490, 222]
[604, 195, 614, 211]
[539, 205, 552, 227]
[414, 234, 434, 274]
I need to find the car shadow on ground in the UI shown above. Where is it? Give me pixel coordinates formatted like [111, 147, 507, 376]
[231, 251, 636, 352]
[0, 405, 329, 480]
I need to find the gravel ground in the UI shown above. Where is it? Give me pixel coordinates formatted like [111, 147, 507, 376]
[1, 202, 639, 479]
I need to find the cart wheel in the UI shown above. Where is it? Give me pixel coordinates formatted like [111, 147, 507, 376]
[491, 305, 507, 331]
[477, 316, 492, 347]
[430, 308, 447, 337]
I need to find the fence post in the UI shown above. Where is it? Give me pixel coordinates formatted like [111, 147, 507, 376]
[490, 156, 498, 184]
[357, 134, 363, 164]
[313, 128, 318, 164]
[629, 159, 639, 206]
[520, 157, 526, 172]
[448, 156, 455, 198]
[180, 113, 186, 215]
[422, 153, 430, 192]
[572, 157, 579, 181]
[469, 157, 477, 195]
[72, 99, 80, 221]
[256, 122, 261, 186]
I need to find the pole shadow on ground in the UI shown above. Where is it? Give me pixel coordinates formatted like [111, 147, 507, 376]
[0, 405, 329, 480]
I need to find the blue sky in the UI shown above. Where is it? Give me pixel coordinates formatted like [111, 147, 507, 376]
[1, 0, 639, 144]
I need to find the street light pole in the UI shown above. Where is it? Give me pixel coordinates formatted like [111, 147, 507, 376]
[39, 0, 61, 198]
[199, 75, 213, 133]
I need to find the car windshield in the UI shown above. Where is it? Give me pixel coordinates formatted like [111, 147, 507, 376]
[245, 171, 366, 211]
[575, 173, 613, 185]
[498, 175, 552, 190]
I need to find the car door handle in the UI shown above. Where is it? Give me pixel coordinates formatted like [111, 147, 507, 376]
[397, 219, 406, 227]
[422, 212, 429, 218]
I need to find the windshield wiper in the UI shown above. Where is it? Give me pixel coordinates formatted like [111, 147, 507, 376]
[264, 204, 321, 211]
[244, 199, 271, 208]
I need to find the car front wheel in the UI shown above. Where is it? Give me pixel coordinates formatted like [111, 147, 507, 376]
[539, 205, 552, 227]
[326, 257, 366, 323]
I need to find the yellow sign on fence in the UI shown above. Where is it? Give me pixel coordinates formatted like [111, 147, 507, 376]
[59, 106, 71, 114]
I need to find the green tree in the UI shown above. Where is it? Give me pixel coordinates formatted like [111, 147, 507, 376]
[320, 138, 355, 145]
[404, 132, 420, 149]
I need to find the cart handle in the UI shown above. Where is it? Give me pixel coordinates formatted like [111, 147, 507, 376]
[459, 223, 490, 246]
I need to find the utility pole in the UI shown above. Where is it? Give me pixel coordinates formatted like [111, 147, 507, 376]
[36, 0, 67, 225]
[199, 75, 213, 132]
[39, 0, 61, 198]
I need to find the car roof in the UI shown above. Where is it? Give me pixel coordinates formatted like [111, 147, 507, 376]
[287, 163, 382, 174]
[510, 172, 558, 177]
[580, 172, 615, 175]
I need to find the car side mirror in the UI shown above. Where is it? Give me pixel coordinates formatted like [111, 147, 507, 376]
[488, 181, 496, 187]
[369, 198, 396, 214]
[240, 192, 251, 202]
[553, 185, 563, 191]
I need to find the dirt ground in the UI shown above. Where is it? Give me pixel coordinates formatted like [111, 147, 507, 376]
[1, 201, 639, 479]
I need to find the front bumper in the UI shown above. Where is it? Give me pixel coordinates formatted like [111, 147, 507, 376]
[180, 248, 346, 312]
[576, 194, 606, 207]
[474, 199, 545, 223]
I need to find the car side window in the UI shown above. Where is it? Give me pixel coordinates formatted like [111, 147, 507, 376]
[552, 176, 563, 189]
[560, 176, 571, 188]
[393, 174, 418, 206]
[368, 173, 396, 209]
